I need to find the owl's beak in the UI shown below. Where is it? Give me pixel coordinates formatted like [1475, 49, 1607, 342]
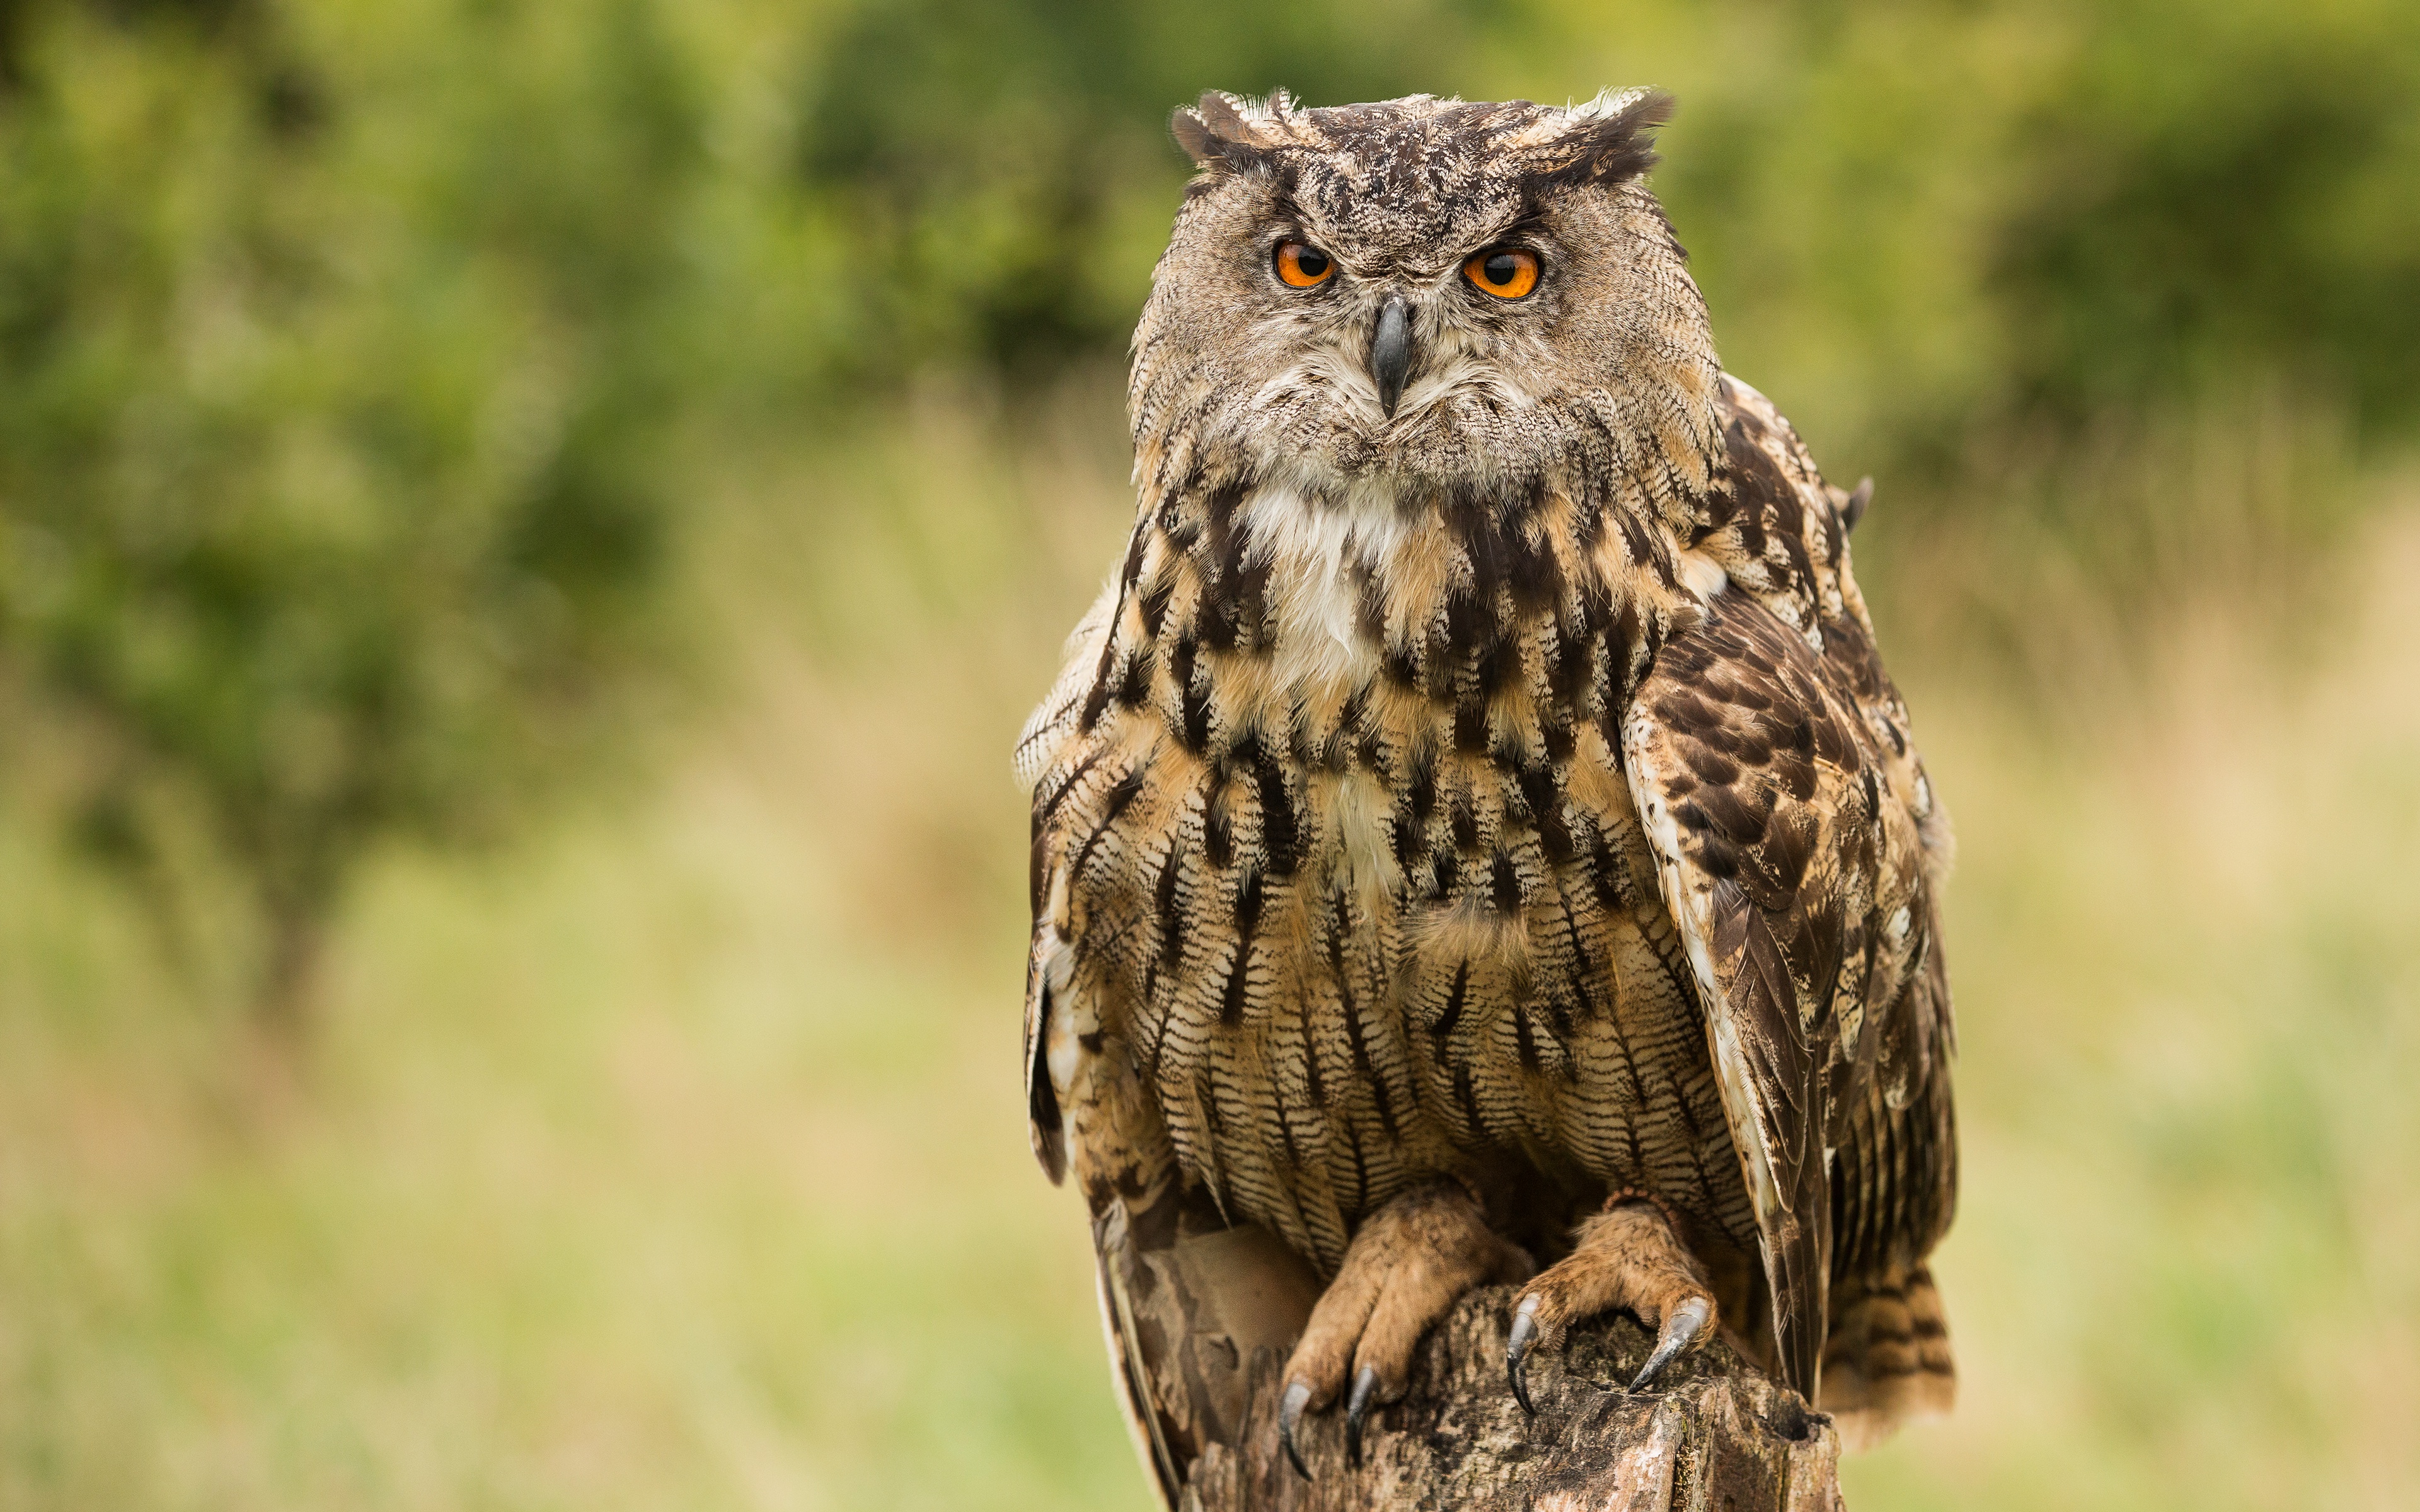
[1369, 295, 1414, 420]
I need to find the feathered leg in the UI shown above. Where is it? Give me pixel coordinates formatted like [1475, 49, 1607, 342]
[1276, 1180, 1532, 1477]
[1504, 1195, 1720, 1412]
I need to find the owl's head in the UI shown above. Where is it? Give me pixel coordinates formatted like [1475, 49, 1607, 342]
[1134, 90, 1720, 501]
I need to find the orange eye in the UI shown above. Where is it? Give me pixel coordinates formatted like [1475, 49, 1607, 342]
[1274, 239, 1334, 289]
[1463, 246, 1540, 299]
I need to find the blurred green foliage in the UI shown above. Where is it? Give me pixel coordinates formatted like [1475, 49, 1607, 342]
[1989, 0, 2420, 432]
[0, 0, 713, 1021]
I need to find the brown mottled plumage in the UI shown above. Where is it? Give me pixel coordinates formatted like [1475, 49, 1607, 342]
[1017, 90, 1957, 1504]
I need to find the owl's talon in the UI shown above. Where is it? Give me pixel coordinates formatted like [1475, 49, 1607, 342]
[1506, 1295, 1541, 1414]
[1279, 1379, 1313, 1480]
[1628, 1293, 1710, 1392]
[1343, 1365, 1379, 1468]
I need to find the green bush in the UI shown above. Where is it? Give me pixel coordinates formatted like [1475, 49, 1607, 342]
[0, 0, 712, 1028]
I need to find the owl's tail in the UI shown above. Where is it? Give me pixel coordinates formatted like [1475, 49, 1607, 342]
[1818, 1264, 1956, 1451]
[1091, 1184, 1322, 1508]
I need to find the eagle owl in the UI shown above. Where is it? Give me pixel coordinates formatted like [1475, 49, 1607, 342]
[1017, 89, 1957, 1501]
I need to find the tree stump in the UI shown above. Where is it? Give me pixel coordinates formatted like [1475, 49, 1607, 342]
[1175, 1285, 1843, 1511]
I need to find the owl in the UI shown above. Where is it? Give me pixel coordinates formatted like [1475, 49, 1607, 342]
[1017, 89, 1957, 1503]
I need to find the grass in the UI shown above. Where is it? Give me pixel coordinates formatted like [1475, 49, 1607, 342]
[1, 391, 2415, 1510]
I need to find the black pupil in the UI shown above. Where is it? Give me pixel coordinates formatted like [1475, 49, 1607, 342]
[1289, 245, 1328, 279]
[1484, 252, 1523, 286]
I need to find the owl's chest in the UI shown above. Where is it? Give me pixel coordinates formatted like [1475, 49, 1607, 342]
[1075, 507, 1662, 1026]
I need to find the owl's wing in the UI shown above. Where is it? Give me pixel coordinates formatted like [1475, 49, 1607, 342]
[1020, 579, 1322, 1508]
[1023, 744, 1184, 1506]
[1026, 845, 1322, 1512]
[1017, 574, 1121, 1182]
[1620, 377, 1956, 1398]
[1022, 876, 1190, 1510]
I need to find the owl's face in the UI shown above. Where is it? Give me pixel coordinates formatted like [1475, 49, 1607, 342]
[1133, 91, 1720, 500]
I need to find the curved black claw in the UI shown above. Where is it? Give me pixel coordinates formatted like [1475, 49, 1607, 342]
[1506, 1295, 1541, 1415]
[1278, 1378, 1313, 1480]
[1343, 1365, 1379, 1468]
[1628, 1295, 1712, 1393]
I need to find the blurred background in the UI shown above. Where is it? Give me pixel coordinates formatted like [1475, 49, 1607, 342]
[1, 0, 2415, 1507]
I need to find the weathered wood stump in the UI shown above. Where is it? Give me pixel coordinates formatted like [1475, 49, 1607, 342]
[1177, 1285, 1843, 1511]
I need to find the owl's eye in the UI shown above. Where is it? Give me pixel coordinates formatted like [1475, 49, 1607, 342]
[1274, 240, 1334, 289]
[1463, 247, 1540, 300]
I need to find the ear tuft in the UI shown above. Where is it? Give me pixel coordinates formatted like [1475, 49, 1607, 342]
[1838, 476, 1874, 534]
[1533, 88, 1676, 190]
[1172, 89, 1279, 175]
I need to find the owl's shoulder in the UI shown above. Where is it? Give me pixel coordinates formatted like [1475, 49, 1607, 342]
[1686, 375, 1862, 631]
[1635, 374, 1954, 937]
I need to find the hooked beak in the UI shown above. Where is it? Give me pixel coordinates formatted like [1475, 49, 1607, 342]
[1368, 295, 1414, 420]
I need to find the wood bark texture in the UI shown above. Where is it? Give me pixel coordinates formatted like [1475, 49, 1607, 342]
[1176, 1285, 1845, 1512]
